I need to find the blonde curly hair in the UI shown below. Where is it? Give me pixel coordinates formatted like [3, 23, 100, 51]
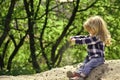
[83, 16, 111, 46]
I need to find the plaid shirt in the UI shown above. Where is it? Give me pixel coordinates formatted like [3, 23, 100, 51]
[71, 35, 105, 58]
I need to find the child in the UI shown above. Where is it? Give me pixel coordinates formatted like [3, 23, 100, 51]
[67, 16, 111, 80]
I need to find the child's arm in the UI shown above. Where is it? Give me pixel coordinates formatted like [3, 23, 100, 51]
[70, 35, 88, 39]
[69, 35, 88, 44]
[72, 36, 101, 45]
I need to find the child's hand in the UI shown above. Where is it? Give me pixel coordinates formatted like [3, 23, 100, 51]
[69, 37, 75, 44]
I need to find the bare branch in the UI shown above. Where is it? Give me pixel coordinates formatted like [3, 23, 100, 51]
[0, 0, 4, 5]
[78, 0, 98, 12]
[52, 0, 80, 67]
[0, 0, 16, 47]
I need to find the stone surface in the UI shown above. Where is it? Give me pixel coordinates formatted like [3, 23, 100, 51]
[0, 60, 120, 80]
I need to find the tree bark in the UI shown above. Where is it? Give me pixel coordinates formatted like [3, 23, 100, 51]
[0, 39, 10, 70]
[51, 0, 80, 67]
[23, 0, 40, 73]
[7, 32, 28, 71]
[39, 0, 52, 69]
[0, 0, 16, 47]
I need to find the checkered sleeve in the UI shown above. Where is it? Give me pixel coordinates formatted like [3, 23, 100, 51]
[74, 36, 100, 45]
[71, 35, 88, 38]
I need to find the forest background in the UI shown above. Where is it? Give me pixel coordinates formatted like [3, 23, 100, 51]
[0, 0, 120, 76]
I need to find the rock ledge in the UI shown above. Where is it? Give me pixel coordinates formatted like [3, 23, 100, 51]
[0, 60, 120, 80]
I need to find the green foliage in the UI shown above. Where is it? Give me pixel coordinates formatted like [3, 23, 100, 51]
[0, 64, 35, 76]
[0, 0, 120, 75]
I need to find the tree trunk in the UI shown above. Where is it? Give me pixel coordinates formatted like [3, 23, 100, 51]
[39, 0, 52, 69]
[0, 0, 16, 47]
[7, 32, 27, 71]
[23, 0, 41, 73]
[51, 0, 80, 67]
[0, 39, 10, 70]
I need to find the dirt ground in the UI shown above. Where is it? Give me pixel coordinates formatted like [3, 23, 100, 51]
[0, 60, 120, 80]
